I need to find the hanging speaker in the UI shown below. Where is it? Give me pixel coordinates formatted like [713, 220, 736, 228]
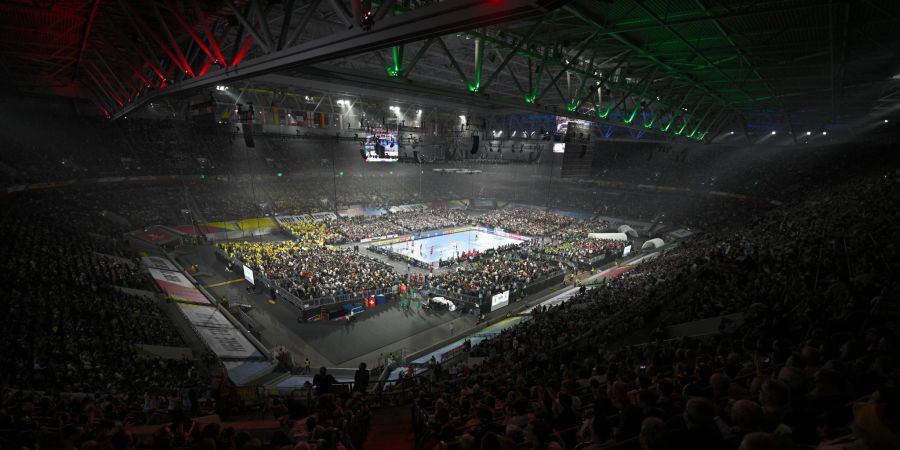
[470, 135, 480, 154]
[579, 144, 587, 158]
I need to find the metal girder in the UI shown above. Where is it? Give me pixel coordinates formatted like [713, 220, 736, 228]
[163, 0, 216, 66]
[115, 0, 166, 75]
[286, 0, 323, 48]
[436, 37, 471, 88]
[701, 107, 728, 138]
[73, 0, 101, 82]
[692, 0, 797, 141]
[328, 0, 354, 28]
[623, 67, 660, 124]
[227, 0, 271, 54]
[543, 65, 569, 105]
[271, 65, 670, 139]
[251, 0, 275, 50]
[277, 0, 297, 51]
[535, 30, 601, 102]
[505, 63, 527, 95]
[373, 0, 397, 22]
[93, 49, 132, 100]
[564, 4, 742, 135]
[464, 27, 681, 122]
[125, 0, 191, 75]
[113, 0, 573, 119]
[192, 0, 227, 65]
[563, 1, 840, 38]
[479, 22, 544, 93]
[633, 2, 754, 103]
[401, 38, 435, 77]
[569, 54, 597, 107]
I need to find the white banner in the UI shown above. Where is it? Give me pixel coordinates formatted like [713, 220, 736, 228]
[142, 256, 180, 272]
[177, 304, 233, 328]
[243, 265, 255, 285]
[309, 212, 337, 221]
[588, 232, 629, 241]
[275, 215, 311, 225]
[196, 326, 261, 359]
[490, 290, 510, 312]
[177, 304, 262, 359]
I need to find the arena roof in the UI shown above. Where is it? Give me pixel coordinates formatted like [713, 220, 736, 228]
[2, 0, 899, 142]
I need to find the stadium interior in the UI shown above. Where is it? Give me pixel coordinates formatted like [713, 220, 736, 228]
[1, 1, 900, 450]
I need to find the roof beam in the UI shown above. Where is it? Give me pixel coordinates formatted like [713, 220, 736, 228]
[285, 0, 323, 48]
[227, 0, 271, 54]
[73, 0, 101, 82]
[113, 0, 573, 119]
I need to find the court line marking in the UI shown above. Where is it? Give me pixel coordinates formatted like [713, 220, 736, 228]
[203, 278, 245, 288]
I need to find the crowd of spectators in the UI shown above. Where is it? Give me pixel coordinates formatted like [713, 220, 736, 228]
[478, 209, 575, 236]
[6, 114, 899, 450]
[428, 246, 561, 298]
[541, 237, 626, 265]
[331, 209, 469, 242]
[218, 241, 403, 300]
[538, 217, 623, 265]
[282, 220, 345, 245]
[387, 209, 468, 234]
[0, 193, 208, 448]
[334, 215, 408, 242]
[406, 171, 900, 450]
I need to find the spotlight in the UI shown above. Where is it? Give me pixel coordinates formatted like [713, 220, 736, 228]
[361, 10, 375, 29]
[771, 131, 777, 135]
[822, 131, 827, 135]
[806, 131, 811, 136]
[884, 119, 890, 123]
[729, 131, 734, 135]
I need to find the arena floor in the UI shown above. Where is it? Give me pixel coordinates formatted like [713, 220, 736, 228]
[381, 228, 528, 264]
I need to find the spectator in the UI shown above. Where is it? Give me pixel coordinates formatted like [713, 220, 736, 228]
[354, 362, 370, 394]
[313, 367, 337, 396]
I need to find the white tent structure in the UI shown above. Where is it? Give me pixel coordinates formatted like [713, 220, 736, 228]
[618, 225, 639, 238]
[588, 232, 629, 241]
[642, 238, 665, 249]
[429, 297, 456, 312]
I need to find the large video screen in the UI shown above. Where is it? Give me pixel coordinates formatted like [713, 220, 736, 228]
[364, 132, 399, 162]
[555, 117, 592, 133]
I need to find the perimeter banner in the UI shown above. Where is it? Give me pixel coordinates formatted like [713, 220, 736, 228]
[148, 268, 212, 305]
[177, 303, 233, 328]
[177, 304, 263, 360]
[196, 326, 263, 359]
[142, 255, 180, 272]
